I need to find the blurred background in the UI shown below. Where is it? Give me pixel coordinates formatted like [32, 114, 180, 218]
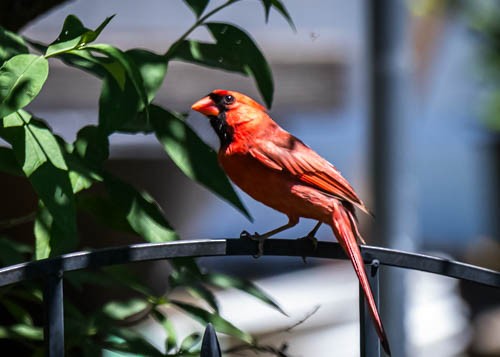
[14, 0, 500, 356]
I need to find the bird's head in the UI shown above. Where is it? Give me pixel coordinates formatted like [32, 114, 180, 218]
[191, 89, 268, 146]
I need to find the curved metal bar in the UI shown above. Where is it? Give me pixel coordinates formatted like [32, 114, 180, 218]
[0, 238, 499, 288]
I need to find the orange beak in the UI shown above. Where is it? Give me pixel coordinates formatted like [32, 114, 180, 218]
[191, 96, 219, 116]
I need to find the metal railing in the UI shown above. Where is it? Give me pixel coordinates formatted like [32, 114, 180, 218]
[1, 238, 499, 356]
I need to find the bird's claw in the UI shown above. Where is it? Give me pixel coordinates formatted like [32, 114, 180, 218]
[240, 230, 266, 258]
[297, 235, 318, 264]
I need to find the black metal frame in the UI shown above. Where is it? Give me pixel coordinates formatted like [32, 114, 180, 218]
[1, 238, 499, 356]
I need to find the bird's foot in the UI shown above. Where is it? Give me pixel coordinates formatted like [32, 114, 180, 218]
[296, 234, 318, 264]
[240, 230, 267, 258]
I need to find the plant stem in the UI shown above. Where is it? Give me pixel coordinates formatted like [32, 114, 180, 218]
[164, 0, 241, 59]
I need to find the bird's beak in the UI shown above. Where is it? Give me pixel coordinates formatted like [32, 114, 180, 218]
[191, 96, 219, 116]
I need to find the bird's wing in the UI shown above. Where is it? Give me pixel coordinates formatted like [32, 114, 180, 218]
[249, 135, 372, 216]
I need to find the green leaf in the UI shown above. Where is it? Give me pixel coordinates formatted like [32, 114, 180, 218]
[98, 49, 167, 133]
[45, 15, 114, 57]
[173, 39, 247, 74]
[151, 309, 177, 353]
[186, 284, 219, 313]
[74, 125, 109, 168]
[0, 111, 76, 258]
[0, 324, 43, 340]
[150, 105, 251, 220]
[2, 298, 34, 325]
[179, 332, 201, 353]
[0, 27, 29, 65]
[105, 328, 164, 356]
[85, 44, 149, 113]
[103, 298, 149, 320]
[34, 199, 76, 259]
[104, 174, 178, 242]
[0, 147, 23, 176]
[174, 23, 274, 107]
[76, 193, 133, 232]
[260, 0, 296, 31]
[183, 0, 210, 18]
[0, 54, 49, 118]
[171, 300, 253, 344]
[208, 22, 273, 108]
[0, 237, 32, 265]
[203, 272, 287, 316]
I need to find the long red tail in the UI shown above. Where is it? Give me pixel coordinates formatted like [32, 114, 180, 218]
[330, 201, 391, 356]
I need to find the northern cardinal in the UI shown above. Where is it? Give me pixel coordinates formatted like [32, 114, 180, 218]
[192, 89, 391, 355]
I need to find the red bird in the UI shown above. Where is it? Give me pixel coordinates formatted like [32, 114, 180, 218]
[192, 89, 391, 355]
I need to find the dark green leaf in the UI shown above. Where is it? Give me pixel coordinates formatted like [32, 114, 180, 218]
[98, 49, 167, 133]
[173, 23, 274, 107]
[171, 300, 253, 344]
[207, 22, 273, 108]
[74, 125, 109, 168]
[0, 237, 31, 265]
[173, 39, 247, 74]
[150, 105, 251, 220]
[0, 54, 49, 117]
[85, 44, 149, 112]
[102, 298, 149, 320]
[0, 27, 29, 65]
[0, 147, 23, 176]
[76, 193, 134, 233]
[260, 0, 296, 30]
[203, 272, 287, 316]
[183, 0, 210, 18]
[45, 15, 114, 57]
[2, 298, 33, 325]
[104, 173, 178, 242]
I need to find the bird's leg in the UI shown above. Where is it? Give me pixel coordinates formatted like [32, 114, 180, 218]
[240, 218, 298, 258]
[297, 221, 322, 263]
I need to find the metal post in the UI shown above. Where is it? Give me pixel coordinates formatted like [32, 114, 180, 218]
[368, 0, 417, 356]
[360, 260, 381, 357]
[200, 323, 221, 357]
[44, 271, 64, 357]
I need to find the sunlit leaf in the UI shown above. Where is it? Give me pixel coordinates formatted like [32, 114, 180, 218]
[103, 299, 149, 320]
[0, 27, 29, 65]
[0, 54, 48, 118]
[45, 15, 114, 57]
[183, 0, 210, 18]
[150, 105, 251, 220]
[0, 111, 76, 258]
[171, 300, 253, 344]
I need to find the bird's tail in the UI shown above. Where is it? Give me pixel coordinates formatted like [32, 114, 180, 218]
[330, 201, 391, 356]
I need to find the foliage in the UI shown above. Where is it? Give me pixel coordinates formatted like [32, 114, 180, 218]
[0, 0, 294, 355]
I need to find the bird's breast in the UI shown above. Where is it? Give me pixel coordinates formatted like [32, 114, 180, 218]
[218, 151, 333, 222]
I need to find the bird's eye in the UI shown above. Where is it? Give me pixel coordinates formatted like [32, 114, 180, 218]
[223, 95, 235, 105]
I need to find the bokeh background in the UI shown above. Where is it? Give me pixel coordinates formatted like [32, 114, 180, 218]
[13, 0, 500, 356]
